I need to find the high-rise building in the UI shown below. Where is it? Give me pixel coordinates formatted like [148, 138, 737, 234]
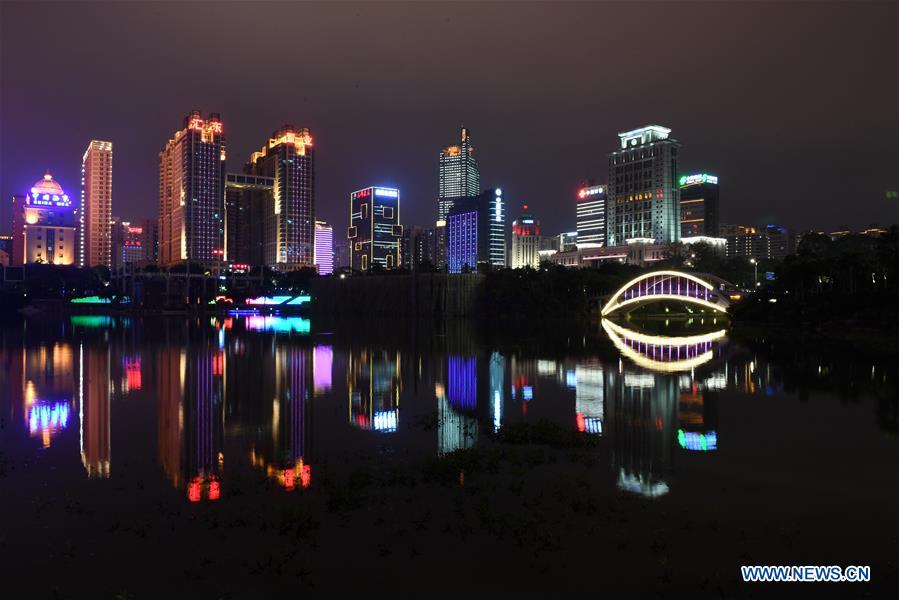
[245, 126, 315, 270]
[511, 205, 540, 269]
[140, 218, 159, 264]
[576, 183, 606, 248]
[721, 224, 766, 259]
[438, 127, 480, 221]
[679, 173, 720, 238]
[314, 221, 334, 275]
[111, 218, 145, 271]
[12, 172, 77, 265]
[607, 125, 681, 246]
[446, 188, 506, 273]
[80, 140, 113, 268]
[224, 173, 273, 268]
[348, 186, 402, 271]
[158, 111, 226, 267]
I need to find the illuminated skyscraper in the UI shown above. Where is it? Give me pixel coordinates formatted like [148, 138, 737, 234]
[314, 221, 334, 275]
[446, 188, 506, 273]
[158, 111, 226, 267]
[245, 126, 315, 269]
[438, 127, 480, 221]
[348, 186, 402, 271]
[607, 125, 681, 246]
[80, 140, 113, 268]
[679, 173, 720, 238]
[576, 183, 606, 248]
[511, 204, 540, 269]
[110, 219, 145, 271]
[12, 172, 77, 265]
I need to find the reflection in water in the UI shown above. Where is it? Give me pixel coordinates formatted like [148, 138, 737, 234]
[602, 318, 726, 372]
[80, 344, 111, 478]
[2, 313, 892, 512]
[158, 346, 225, 502]
[348, 349, 401, 432]
[17, 343, 75, 448]
[575, 363, 604, 435]
[250, 346, 312, 491]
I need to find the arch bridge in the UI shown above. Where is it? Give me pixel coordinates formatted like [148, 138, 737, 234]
[601, 270, 731, 317]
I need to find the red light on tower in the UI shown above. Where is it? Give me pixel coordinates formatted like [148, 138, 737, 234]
[578, 189, 587, 199]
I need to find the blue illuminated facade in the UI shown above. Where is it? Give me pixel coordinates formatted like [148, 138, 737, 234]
[446, 188, 506, 273]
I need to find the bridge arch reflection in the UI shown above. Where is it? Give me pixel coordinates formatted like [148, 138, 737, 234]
[601, 319, 726, 372]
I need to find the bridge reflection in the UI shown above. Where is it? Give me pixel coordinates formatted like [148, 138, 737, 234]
[601, 319, 726, 372]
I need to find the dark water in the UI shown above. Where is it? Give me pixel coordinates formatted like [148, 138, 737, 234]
[1, 314, 896, 597]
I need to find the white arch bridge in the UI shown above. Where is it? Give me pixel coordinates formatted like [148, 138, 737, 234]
[601, 270, 732, 317]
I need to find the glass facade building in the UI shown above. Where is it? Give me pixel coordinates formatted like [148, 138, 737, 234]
[224, 173, 274, 268]
[438, 127, 480, 222]
[446, 188, 506, 273]
[607, 125, 680, 246]
[576, 183, 606, 248]
[679, 174, 720, 238]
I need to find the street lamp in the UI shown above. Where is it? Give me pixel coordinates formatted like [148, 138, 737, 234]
[750, 258, 758, 287]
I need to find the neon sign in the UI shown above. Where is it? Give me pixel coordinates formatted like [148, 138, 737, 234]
[578, 186, 604, 200]
[679, 174, 718, 186]
[374, 188, 398, 198]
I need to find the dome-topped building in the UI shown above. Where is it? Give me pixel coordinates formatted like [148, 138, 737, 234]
[11, 171, 77, 265]
[28, 171, 71, 207]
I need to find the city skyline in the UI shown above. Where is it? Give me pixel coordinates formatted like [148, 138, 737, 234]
[2, 2, 896, 238]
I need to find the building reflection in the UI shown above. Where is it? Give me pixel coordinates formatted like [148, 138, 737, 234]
[677, 383, 718, 452]
[157, 345, 225, 502]
[606, 369, 677, 498]
[313, 345, 332, 395]
[79, 344, 111, 477]
[249, 346, 313, 491]
[575, 362, 604, 435]
[348, 349, 401, 432]
[9, 343, 75, 448]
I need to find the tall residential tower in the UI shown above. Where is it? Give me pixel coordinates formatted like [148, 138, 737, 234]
[158, 111, 226, 267]
[607, 125, 681, 246]
[245, 126, 315, 270]
[80, 140, 113, 267]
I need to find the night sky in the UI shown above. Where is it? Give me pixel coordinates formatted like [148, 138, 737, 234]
[1, 1, 897, 237]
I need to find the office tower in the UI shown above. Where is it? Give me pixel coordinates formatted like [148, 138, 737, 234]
[224, 173, 273, 268]
[12, 172, 77, 265]
[140, 218, 159, 264]
[511, 205, 540, 269]
[434, 220, 447, 269]
[438, 127, 480, 221]
[333, 241, 351, 270]
[764, 224, 793, 260]
[80, 140, 113, 268]
[720, 224, 765, 259]
[348, 186, 402, 271]
[607, 125, 681, 246]
[314, 220, 334, 275]
[576, 183, 606, 248]
[446, 187, 506, 273]
[110, 219, 145, 271]
[679, 173, 720, 238]
[158, 111, 226, 267]
[245, 126, 315, 269]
